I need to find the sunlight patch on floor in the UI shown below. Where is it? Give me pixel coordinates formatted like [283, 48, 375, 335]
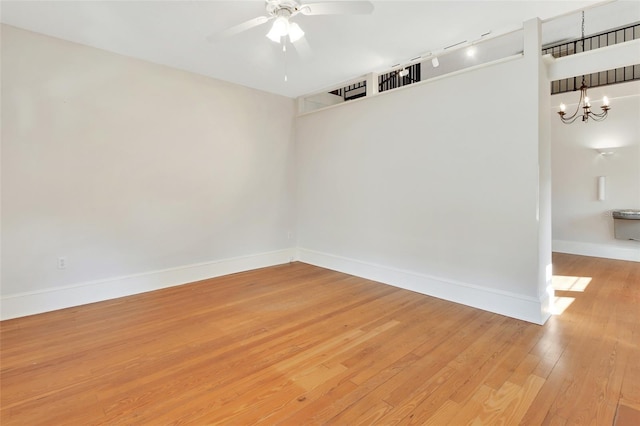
[549, 275, 592, 315]
[550, 296, 575, 315]
[552, 275, 592, 292]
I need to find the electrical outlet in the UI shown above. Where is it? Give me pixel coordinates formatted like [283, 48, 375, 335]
[57, 257, 67, 270]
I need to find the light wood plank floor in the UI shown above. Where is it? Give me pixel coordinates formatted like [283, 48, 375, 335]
[1, 253, 639, 425]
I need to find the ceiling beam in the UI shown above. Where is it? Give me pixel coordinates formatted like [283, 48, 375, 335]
[545, 38, 640, 81]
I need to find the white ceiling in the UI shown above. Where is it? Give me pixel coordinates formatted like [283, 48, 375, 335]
[1, 0, 639, 98]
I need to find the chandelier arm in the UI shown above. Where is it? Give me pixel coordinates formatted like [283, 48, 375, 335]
[590, 110, 609, 119]
[560, 113, 581, 124]
[560, 108, 580, 122]
[559, 86, 586, 122]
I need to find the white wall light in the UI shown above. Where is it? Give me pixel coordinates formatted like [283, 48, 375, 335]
[595, 148, 616, 156]
[597, 176, 606, 201]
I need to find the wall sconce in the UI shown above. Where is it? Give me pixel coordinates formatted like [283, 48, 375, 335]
[595, 148, 616, 156]
[597, 176, 606, 201]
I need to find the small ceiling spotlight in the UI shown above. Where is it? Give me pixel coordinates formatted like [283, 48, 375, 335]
[431, 57, 439, 68]
[466, 46, 476, 57]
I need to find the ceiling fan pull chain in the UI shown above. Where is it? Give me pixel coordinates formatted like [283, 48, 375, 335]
[283, 39, 288, 82]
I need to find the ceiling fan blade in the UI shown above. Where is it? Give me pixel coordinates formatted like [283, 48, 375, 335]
[292, 36, 312, 59]
[299, 1, 374, 16]
[207, 16, 271, 42]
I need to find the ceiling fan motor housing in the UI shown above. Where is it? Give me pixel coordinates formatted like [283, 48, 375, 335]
[266, 0, 302, 18]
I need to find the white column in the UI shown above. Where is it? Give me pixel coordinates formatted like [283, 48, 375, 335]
[365, 72, 378, 97]
[525, 18, 553, 323]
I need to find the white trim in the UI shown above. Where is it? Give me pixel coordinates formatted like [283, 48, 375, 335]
[297, 54, 523, 117]
[0, 248, 297, 320]
[553, 240, 640, 262]
[298, 248, 548, 325]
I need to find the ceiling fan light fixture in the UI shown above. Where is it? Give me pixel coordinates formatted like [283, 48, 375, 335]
[288, 22, 304, 42]
[266, 16, 290, 42]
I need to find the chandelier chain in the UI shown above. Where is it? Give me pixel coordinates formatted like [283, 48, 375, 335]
[557, 10, 611, 124]
[581, 11, 585, 53]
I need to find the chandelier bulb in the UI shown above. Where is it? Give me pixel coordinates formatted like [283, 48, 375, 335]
[603, 96, 609, 106]
[559, 103, 566, 112]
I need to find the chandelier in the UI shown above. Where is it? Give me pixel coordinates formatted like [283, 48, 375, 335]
[557, 11, 611, 124]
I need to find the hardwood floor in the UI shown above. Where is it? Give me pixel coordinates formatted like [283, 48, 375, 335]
[1, 253, 638, 425]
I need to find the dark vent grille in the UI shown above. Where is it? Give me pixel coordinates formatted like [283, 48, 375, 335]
[329, 81, 367, 101]
[378, 63, 421, 93]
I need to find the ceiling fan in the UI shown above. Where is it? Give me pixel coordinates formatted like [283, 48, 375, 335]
[210, 0, 374, 44]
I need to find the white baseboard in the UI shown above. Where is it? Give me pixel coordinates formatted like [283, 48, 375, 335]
[2, 247, 555, 324]
[553, 240, 640, 262]
[298, 248, 548, 325]
[0, 248, 297, 320]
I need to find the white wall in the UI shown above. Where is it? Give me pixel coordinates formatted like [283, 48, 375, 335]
[13, 19, 630, 322]
[296, 47, 551, 323]
[551, 81, 640, 261]
[1, 25, 297, 318]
